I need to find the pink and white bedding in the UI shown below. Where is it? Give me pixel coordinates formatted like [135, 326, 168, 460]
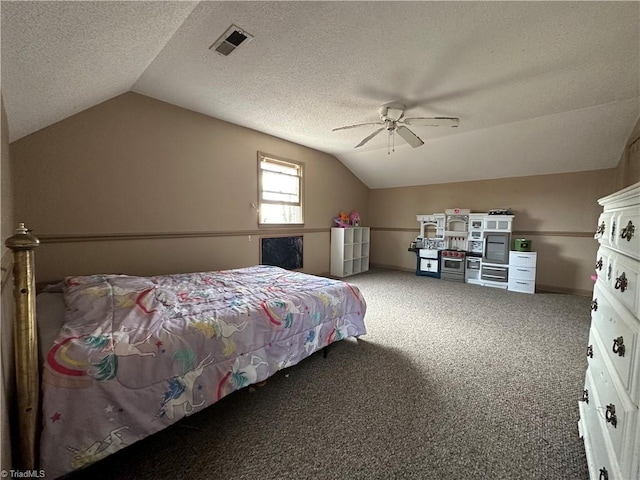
[39, 265, 367, 478]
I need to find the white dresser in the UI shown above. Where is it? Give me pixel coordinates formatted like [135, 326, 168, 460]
[508, 251, 537, 294]
[579, 182, 640, 480]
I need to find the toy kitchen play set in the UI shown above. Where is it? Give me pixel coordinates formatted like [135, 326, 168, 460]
[409, 208, 537, 293]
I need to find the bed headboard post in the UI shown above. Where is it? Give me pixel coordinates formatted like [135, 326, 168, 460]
[5, 223, 40, 470]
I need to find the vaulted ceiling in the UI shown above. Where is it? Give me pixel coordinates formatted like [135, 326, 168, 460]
[1, 1, 638, 188]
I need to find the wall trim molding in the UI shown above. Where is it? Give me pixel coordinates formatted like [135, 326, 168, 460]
[370, 226, 594, 238]
[35, 226, 595, 244]
[370, 227, 416, 233]
[36, 228, 330, 244]
[512, 230, 594, 238]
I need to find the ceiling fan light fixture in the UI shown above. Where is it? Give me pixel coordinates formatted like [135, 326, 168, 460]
[387, 129, 395, 155]
[333, 102, 460, 153]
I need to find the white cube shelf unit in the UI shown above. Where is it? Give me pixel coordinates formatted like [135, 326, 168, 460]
[331, 227, 370, 277]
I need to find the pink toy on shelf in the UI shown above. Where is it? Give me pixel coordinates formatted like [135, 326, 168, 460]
[333, 210, 362, 228]
[350, 211, 361, 227]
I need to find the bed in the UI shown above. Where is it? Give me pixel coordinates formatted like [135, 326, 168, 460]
[6, 226, 367, 479]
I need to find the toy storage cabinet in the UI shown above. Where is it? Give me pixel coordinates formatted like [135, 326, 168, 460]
[331, 227, 370, 277]
[578, 182, 639, 480]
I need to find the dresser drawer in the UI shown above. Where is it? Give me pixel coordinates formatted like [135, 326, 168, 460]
[608, 253, 639, 317]
[587, 332, 638, 471]
[613, 205, 639, 261]
[591, 283, 638, 397]
[595, 211, 616, 248]
[595, 246, 613, 284]
[509, 251, 537, 268]
[580, 368, 622, 480]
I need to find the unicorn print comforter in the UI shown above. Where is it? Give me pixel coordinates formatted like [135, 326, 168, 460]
[39, 265, 367, 478]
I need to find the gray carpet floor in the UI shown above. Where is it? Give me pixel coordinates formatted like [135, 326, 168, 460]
[70, 268, 590, 480]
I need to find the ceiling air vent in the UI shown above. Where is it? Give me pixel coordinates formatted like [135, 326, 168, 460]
[210, 24, 253, 57]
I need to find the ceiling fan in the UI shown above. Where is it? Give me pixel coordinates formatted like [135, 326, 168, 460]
[332, 102, 459, 154]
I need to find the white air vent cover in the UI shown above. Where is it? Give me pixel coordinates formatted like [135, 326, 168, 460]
[209, 24, 253, 57]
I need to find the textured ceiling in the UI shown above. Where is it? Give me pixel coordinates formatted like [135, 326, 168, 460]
[1, 1, 638, 188]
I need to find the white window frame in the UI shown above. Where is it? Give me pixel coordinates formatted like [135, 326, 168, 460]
[258, 152, 304, 226]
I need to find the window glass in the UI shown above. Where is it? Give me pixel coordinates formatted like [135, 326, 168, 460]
[258, 153, 303, 225]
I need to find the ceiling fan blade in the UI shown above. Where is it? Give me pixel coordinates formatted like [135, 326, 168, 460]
[402, 117, 460, 128]
[396, 126, 424, 148]
[354, 127, 385, 148]
[332, 122, 384, 131]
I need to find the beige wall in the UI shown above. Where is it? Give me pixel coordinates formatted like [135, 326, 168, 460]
[1, 95, 16, 471]
[1, 96, 15, 248]
[368, 169, 618, 294]
[10, 92, 369, 281]
[614, 116, 640, 189]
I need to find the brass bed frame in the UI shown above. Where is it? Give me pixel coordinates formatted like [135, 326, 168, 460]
[6, 223, 336, 471]
[6, 223, 40, 470]
[6, 223, 340, 471]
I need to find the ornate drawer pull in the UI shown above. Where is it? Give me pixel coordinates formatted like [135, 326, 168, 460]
[599, 467, 608, 480]
[613, 336, 625, 357]
[605, 404, 617, 428]
[614, 272, 627, 292]
[607, 263, 612, 281]
[595, 222, 605, 238]
[620, 220, 635, 241]
[590, 299, 598, 311]
[587, 345, 593, 358]
[610, 221, 616, 241]
[595, 258, 603, 271]
[582, 389, 589, 403]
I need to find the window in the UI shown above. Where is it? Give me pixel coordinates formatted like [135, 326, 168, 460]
[258, 152, 304, 225]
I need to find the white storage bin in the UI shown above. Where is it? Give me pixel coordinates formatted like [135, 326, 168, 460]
[509, 251, 537, 268]
[508, 251, 537, 294]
